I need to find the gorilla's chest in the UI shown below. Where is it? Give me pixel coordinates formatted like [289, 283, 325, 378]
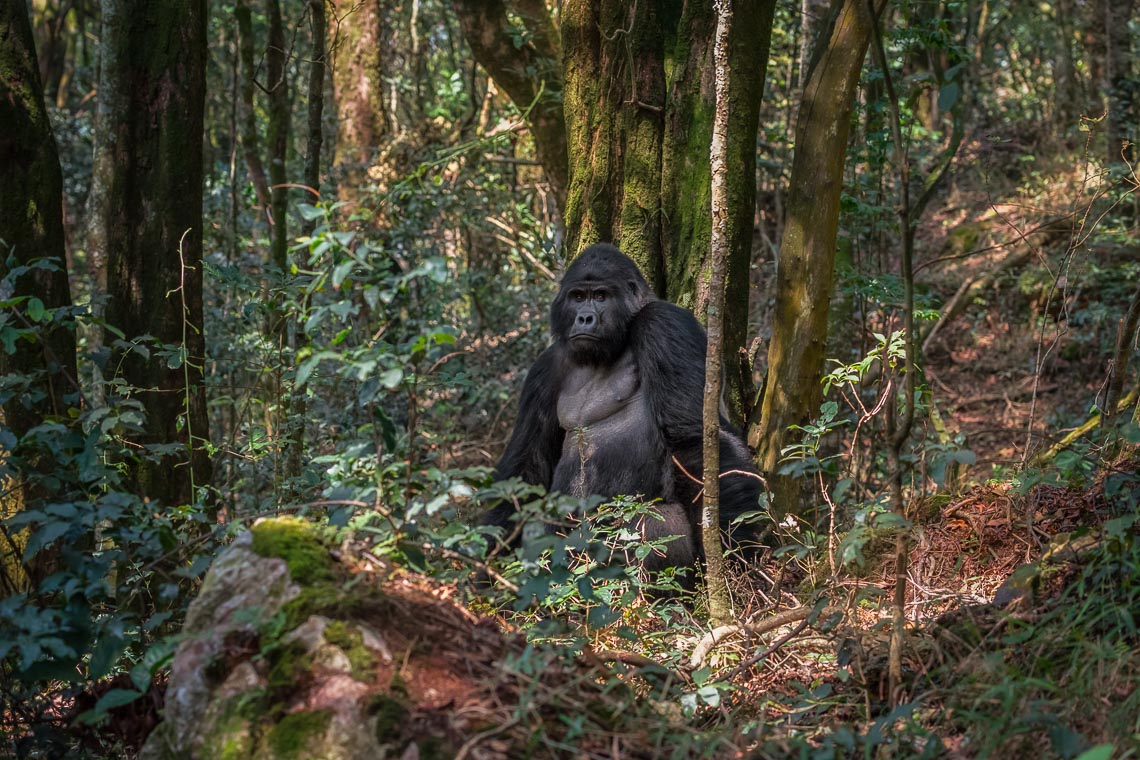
[553, 351, 663, 499]
[556, 352, 641, 429]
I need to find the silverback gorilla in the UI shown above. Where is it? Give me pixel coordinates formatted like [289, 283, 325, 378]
[482, 243, 762, 582]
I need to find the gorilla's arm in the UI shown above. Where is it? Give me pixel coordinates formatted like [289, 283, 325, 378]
[629, 302, 762, 526]
[483, 346, 566, 529]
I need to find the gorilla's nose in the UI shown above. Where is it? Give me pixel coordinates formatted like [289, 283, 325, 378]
[576, 313, 595, 327]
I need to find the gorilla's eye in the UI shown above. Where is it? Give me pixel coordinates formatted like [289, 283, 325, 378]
[572, 290, 586, 303]
[595, 292, 606, 302]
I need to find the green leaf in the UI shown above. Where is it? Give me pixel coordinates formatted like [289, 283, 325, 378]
[379, 368, 403, 389]
[697, 685, 721, 707]
[77, 689, 143, 724]
[332, 259, 355, 288]
[88, 635, 126, 680]
[26, 297, 45, 322]
[938, 82, 960, 112]
[1074, 745, 1115, 760]
[297, 203, 324, 221]
[24, 521, 71, 559]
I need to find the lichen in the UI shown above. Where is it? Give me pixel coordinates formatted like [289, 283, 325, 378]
[264, 710, 332, 759]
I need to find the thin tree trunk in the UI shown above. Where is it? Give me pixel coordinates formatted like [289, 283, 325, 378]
[235, 0, 273, 220]
[286, 0, 328, 484]
[1103, 0, 1135, 163]
[95, 0, 212, 509]
[867, 0, 917, 706]
[702, 0, 734, 625]
[267, 0, 290, 273]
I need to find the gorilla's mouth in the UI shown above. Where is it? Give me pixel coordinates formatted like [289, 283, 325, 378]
[569, 333, 600, 342]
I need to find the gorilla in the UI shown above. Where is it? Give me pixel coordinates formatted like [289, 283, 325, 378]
[483, 243, 763, 583]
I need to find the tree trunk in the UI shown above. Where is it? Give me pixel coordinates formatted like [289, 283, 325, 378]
[461, 0, 775, 422]
[0, 0, 78, 438]
[266, 0, 290, 272]
[94, 0, 212, 509]
[452, 0, 568, 211]
[754, 0, 883, 517]
[329, 0, 387, 191]
[0, 0, 81, 585]
[235, 0, 272, 221]
[561, 0, 627, 261]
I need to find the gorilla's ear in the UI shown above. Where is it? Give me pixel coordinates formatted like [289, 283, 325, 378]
[628, 280, 639, 294]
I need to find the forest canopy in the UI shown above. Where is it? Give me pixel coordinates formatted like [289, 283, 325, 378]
[1, 0, 1138, 757]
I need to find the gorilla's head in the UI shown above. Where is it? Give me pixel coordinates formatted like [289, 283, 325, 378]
[551, 244, 654, 365]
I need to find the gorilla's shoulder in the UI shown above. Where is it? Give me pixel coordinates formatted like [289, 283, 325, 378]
[630, 300, 706, 358]
[634, 300, 703, 330]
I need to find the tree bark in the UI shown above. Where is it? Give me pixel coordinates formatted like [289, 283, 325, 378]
[235, 0, 273, 220]
[754, 0, 883, 517]
[452, 0, 568, 210]
[661, 0, 773, 419]
[94, 0, 212, 508]
[329, 0, 386, 189]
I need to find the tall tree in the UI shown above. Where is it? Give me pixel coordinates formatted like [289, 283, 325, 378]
[1, 0, 80, 585]
[753, 0, 884, 516]
[702, 0, 735, 624]
[90, 0, 211, 508]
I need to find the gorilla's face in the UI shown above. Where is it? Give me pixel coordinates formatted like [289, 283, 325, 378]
[551, 244, 652, 365]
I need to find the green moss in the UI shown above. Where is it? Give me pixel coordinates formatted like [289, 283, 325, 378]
[266, 640, 313, 693]
[368, 693, 409, 741]
[265, 710, 332, 759]
[250, 517, 334, 585]
[204, 711, 255, 760]
[324, 621, 376, 680]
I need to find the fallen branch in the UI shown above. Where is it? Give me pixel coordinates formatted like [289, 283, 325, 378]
[689, 606, 812, 669]
[1029, 384, 1140, 466]
[921, 247, 1034, 354]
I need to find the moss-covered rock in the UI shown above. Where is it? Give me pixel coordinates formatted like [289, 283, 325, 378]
[140, 519, 387, 759]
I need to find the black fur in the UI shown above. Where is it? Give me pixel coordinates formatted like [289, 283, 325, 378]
[484, 243, 762, 576]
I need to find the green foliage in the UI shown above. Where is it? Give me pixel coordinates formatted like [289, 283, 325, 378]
[0, 262, 220, 740]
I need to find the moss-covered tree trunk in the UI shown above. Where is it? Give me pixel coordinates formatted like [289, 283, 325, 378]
[561, 1, 634, 268]
[661, 0, 773, 418]
[0, 0, 81, 584]
[266, 0, 290, 273]
[754, 0, 883, 517]
[452, 0, 773, 419]
[94, 0, 212, 508]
